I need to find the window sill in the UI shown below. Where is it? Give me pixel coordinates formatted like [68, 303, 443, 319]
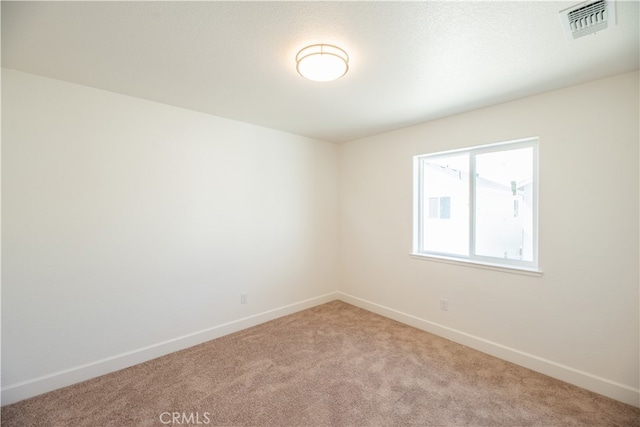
[409, 253, 543, 277]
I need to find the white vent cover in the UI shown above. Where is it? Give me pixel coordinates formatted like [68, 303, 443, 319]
[559, 0, 616, 40]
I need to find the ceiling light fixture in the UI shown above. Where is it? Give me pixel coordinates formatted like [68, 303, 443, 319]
[296, 44, 349, 82]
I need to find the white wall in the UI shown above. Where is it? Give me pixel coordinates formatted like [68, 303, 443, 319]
[338, 71, 640, 406]
[1, 69, 338, 402]
[3, 68, 639, 408]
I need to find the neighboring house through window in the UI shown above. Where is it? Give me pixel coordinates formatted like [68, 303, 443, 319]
[413, 137, 539, 272]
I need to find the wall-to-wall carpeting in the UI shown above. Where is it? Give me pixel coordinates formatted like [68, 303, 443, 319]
[2, 301, 638, 426]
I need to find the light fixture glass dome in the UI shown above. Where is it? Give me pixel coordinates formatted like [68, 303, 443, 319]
[296, 44, 349, 82]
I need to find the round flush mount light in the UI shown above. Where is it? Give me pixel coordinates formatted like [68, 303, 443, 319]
[296, 44, 349, 82]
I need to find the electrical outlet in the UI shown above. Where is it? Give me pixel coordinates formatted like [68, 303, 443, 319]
[240, 292, 248, 304]
[440, 298, 448, 311]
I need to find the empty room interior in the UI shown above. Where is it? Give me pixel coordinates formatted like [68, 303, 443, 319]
[2, 1, 639, 425]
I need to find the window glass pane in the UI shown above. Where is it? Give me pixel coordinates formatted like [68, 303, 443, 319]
[474, 147, 533, 261]
[422, 154, 469, 256]
[439, 197, 451, 219]
[428, 197, 439, 219]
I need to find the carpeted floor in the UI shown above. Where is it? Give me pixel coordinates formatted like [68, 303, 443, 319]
[2, 300, 639, 426]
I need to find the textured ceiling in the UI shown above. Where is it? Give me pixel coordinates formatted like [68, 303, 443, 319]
[2, 1, 639, 143]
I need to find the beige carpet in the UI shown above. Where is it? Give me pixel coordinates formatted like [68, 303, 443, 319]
[2, 300, 639, 426]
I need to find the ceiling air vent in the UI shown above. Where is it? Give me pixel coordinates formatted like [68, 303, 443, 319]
[559, 0, 616, 40]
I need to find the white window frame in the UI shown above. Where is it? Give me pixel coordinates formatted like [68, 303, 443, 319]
[412, 137, 541, 275]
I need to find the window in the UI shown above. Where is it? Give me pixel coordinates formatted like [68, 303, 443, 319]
[413, 137, 539, 271]
[428, 197, 451, 219]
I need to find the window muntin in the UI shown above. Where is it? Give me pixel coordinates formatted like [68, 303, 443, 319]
[414, 138, 538, 270]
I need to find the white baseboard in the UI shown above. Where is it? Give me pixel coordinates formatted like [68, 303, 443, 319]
[1, 292, 340, 406]
[336, 292, 640, 408]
